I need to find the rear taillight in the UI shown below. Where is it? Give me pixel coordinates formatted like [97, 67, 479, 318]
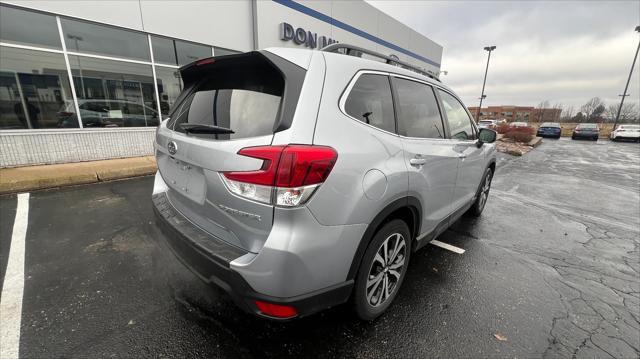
[221, 145, 337, 207]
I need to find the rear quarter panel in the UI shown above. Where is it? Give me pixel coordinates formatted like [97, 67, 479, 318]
[307, 53, 408, 226]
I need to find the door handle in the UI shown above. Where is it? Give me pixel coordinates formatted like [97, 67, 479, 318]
[409, 157, 427, 167]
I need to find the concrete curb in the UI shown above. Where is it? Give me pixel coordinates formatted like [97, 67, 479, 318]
[528, 137, 543, 147]
[0, 156, 157, 194]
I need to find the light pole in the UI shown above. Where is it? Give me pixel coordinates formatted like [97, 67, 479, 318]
[476, 45, 496, 121]
[613, 26, 640, 130]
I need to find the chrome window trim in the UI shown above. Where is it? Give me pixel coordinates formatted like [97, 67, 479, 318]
[339, 69, 461, 142]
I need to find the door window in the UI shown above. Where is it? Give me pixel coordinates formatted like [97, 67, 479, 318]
[344, 74, 395, 133]
[393, 77, 445, 139]
[438, 90, 476, 140]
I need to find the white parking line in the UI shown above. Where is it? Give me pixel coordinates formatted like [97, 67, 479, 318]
[430, 239, 465, 254]
[1, 193, 30, 359]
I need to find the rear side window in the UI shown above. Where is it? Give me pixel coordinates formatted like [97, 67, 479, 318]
[344, 74, 395, 133]
[393, 77, 445, 139]
[438, 90, 476, 140]
[170, 55, 284, 140]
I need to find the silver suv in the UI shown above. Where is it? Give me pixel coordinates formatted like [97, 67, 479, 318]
[152, 45, 497, 320]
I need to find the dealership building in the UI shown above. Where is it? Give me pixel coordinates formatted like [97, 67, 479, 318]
[0, 0, 442, 168]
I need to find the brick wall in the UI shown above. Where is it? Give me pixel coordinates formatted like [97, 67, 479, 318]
[0, 128, 156, 168]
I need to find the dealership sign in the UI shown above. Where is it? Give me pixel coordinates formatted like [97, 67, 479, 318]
[280, 22, 338, 49]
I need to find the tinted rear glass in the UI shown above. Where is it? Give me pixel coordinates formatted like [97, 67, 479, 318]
[344, 74, 395, 133]
[170, 59, 283, 140]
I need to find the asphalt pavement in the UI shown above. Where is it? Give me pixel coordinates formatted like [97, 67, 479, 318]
[1, 138, 638, 358]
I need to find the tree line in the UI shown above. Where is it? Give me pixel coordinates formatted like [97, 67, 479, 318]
[534, 97, 639, 123]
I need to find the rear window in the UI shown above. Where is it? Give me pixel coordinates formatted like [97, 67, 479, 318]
[169, 54, 284, 140]
[578, 124, 598, 129]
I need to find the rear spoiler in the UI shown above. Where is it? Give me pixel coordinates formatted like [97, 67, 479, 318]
[179, 52, 260, 89]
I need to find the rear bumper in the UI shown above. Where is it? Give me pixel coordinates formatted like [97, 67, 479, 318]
[572, 132, 598, 138]
[611, 134, 640, 140]
[537, 130, 561, 137]
[153, 192, 353, 319]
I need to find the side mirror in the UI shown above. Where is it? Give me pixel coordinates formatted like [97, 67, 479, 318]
[477, 128, 497, 147]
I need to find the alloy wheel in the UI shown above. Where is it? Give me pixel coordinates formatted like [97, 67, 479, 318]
[478, 171, 493, 211]
[366, 233, 406, 307]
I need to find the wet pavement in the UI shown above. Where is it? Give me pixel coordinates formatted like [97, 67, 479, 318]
[1, 138, 638, 358]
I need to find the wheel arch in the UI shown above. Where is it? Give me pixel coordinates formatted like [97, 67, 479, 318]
[346, 197, 422, 281]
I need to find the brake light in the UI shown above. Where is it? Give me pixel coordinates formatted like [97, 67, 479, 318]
[196, 58, 215, 66]
[221, 145, 337, 207]
[254, 300, 297, 319]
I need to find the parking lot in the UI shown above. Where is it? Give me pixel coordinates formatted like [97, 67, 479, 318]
[1, 138, 639, 358]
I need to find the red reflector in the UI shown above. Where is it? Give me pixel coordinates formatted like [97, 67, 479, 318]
[195, 58, 215, 66]
[254, 300, 297, 318]
[222, 145, 337, 187]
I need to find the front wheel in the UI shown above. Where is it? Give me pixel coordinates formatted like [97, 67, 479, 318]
[468, 167, 493, 217]
[354, 219, 411, 321]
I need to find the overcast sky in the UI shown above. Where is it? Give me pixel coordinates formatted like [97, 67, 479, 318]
[368, 0, 640, 113]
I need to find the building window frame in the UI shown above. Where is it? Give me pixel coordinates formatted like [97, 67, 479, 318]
[0, 4, 226, 131]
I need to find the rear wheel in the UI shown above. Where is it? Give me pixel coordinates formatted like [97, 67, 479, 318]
[468, 167, 493, 217]
[354, 219, 411, 321]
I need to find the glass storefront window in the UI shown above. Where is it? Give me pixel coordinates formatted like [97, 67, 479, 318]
[0, 5, 62, 50]
[61, 18, 150, 61]
[0, 46, 78, 129]
[150, 36, 176, 66]
[214, 47, 241, 57]
[151, 35, 211, 66]
[175, 41, 210, 66]
[154, 67, 183, 115]
[68, 56, 158, 127]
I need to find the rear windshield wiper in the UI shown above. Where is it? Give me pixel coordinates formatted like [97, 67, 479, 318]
[180, 123, 235, 134]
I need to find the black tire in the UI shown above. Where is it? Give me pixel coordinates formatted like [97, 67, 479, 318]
[593, 136, 598, 141]
[354, 219, 411, 321]
[571, 135, 576, 140]
[467, 167, 493, 217]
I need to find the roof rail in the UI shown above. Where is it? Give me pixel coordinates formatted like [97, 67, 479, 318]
[320, 43, 440, 82]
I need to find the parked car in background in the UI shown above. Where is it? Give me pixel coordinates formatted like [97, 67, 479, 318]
[572, 123, 599, 141]
[509, 121, 530, 128]
[57, 100, 159, 128]
[610, 124, 640, 142]
[478, 119, 498, 129]
[536, 122, 562, 139]
[152, 45, 498, 321]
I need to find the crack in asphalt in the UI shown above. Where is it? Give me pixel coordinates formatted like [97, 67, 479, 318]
[483, 142, 640, 358]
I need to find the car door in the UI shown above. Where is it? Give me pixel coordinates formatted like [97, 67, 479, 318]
[437, 89, 485, 213]
[391, 76, 459, 239]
